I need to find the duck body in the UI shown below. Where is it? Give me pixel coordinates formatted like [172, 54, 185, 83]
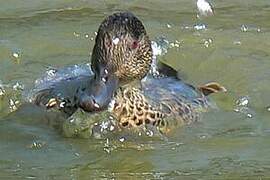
[31, 62, 222, 135]
[107, 64, 222, 134]
[29, 12, 225, 136]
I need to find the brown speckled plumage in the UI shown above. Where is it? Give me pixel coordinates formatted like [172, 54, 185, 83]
[109, 85, 210, 134]
[91, 12, 153, 84]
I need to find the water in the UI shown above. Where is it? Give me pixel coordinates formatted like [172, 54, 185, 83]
[1, 0, 270, 178]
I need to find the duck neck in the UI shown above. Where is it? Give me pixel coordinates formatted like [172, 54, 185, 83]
[120, 79, 142, 90]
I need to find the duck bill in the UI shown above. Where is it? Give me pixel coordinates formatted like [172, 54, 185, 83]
[78, 74, 119, 112]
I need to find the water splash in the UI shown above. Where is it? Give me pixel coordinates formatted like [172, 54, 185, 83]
[9, 98, 20, 112]
[12, 52, 19, 58]
[196, 0, 214, 17]
[203, 38, 213, 48]
[112, 37, 120, 45]
[29, 63, 93, 101]
[234, 96, 254, 118]
[0, 86, 5, 96]
[13, 82, 24, 91]
[169, 40, 181, 48]
[240, 25, 248, 32]
[166, 24, 172, 29]
[27, 140, 47, 150]
[240, 25, 262, 33]
[151, 37, 169, 57]
[194, 23, 207, 31]
[103, 138, 117, 154]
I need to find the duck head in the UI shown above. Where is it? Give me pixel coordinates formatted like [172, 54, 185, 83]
[91, 12, 153, 84]
[79, 12, 153, 113]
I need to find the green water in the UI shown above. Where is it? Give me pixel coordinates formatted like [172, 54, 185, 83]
[1, 0, 270, 179]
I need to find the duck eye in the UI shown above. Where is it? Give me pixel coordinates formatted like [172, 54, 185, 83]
[131, 40, 139, 49]
[106, 41, 111, 48]
[105, 38, 112, 48]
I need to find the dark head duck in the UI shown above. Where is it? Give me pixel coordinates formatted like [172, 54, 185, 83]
[33, 12, 226, 135]
[79, 12, 153, 114]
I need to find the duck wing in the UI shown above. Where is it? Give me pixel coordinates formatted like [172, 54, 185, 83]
[30, 64, 118, 117]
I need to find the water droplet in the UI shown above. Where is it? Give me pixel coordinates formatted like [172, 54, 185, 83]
[13, 82, 24, 91]
[236, 96, 249, 106]
[166, 24, 172, 28]
[103, 148, 110, 154]
[112, 37, 119, 45]
[9, 99, 16, 107]
[194, 23, 207, 30]
[233, 40, 242, 45]
[108, 100, 116, 112]
[0, 87, 5, 96]
[151, 37, 169, 56]
[234, 96, 255, 118]
[46, 69, 56, 77]
[94, 102, 100, 108]
[146, 130, 154, 137]
[241, 25, 248, 32]
[29, 140, 46, 149]
[152, 41, 162, 56]
[100, 121, 109, 132]
[199, 134, 207, 139]
[203, 38, 213, 48]
[197, 0, 214, 17]
[73, 31, 80, 37]
[119, 137, 125, 142]
[12, 52, 19, 58]
[59, 101, 65, 108]
[26, 175, 36, 179]
[109, 125, 114, 131]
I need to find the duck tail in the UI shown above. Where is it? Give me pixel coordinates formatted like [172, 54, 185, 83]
[156, 61, 180, 79]
[198, 82, 227, 96]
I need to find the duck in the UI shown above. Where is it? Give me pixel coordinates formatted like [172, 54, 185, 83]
[32, 12, 226, 135]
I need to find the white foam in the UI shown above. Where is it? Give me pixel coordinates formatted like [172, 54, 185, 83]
[112, 37, 119, 45]
[197, 0, 213, 16]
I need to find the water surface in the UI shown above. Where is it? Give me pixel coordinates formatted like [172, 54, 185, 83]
[1, 0, 270, 179]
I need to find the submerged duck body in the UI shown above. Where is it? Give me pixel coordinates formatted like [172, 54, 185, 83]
[32, 12, 225, 136]
[31, 63, 224, 135]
